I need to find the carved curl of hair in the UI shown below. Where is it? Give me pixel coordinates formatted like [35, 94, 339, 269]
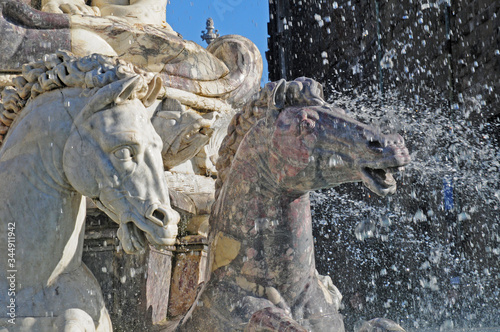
[215, 77, 326, 199]
[0, 51, 154, 145]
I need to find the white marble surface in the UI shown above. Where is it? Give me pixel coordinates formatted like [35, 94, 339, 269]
[0, 53, 179, 331]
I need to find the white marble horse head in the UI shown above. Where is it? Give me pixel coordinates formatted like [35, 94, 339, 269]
[62, 75, 179, 253]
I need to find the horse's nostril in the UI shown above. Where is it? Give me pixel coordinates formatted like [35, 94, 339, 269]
[368, 140, 384, 150]
[146, 204, 168, 227]
[152, 209, 166, 222]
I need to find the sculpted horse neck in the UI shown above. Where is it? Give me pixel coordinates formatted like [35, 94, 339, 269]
[180, 78, 410, 332]
[1, 87, 95, 285]
[210, 120, 317, 291]
[0, 52, 179, 331]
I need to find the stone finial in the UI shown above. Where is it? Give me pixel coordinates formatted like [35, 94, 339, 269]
[201, 17, 220, 45]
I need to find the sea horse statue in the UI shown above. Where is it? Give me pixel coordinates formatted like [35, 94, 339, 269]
[178, 78, 411, 331]
[0, 51, 179, 331]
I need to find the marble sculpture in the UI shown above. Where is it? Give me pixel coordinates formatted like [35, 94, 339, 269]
[0, 52, 179, 331]
[0, 0, 263, 113]
[0, 0, 412, 330]
[179, 78, 411, 331]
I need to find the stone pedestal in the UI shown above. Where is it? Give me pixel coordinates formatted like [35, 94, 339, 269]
[83, 214, 208, 332]
[167, 236, 208, 321]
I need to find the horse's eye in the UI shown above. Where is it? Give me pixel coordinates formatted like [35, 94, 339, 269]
[300, 119, 316, 131]
[114, 147, 134, 160]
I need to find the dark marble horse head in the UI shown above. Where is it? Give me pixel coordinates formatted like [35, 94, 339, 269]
[216, 77, 410, 200]
[267, 78, 410, 195]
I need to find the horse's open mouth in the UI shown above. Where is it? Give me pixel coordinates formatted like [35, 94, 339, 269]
[361, 166, 404, 196]
[118, 216, 179, 254]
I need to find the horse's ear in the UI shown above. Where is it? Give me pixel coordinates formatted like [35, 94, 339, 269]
[269, 79, 287, 110]
[266, 79, 286, 124]
[142, 75, 163, 107]
[80, 76, 142, 118]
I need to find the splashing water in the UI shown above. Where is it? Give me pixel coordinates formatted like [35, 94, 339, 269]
[311, 91, 499, 330]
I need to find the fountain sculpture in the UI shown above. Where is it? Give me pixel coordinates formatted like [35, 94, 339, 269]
[179, 78, 410, 331]
[0, 52, 179, 330]
[0, 1, 415, 331]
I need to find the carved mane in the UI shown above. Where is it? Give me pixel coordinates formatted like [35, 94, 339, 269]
[215, 77, 326, 199]
[0, 51, 156, 146]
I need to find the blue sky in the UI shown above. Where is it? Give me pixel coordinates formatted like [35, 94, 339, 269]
[166, 0, 270, 84]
